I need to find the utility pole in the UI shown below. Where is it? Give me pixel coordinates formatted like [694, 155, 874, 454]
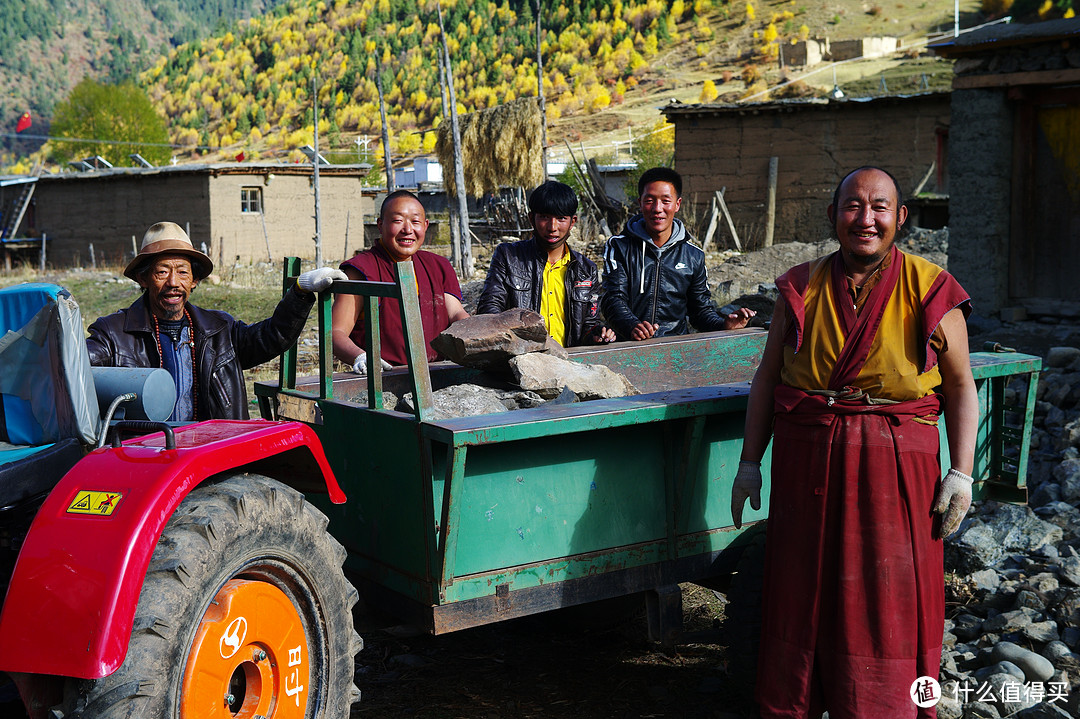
[312, 75, 323, 267]
[376, 53, 395, 193]
[536, 0, 547, 181]
[437, 1, 472, 278]
[437, 42, 460, 272]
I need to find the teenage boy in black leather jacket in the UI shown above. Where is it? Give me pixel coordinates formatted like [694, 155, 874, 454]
[601, 167, 754, 341]
[478, 181, 615, 347]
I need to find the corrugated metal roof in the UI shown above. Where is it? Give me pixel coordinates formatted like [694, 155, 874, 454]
[930, 17, 1080, 56]
[661, 91, 950, 117]
[32, 161, 373, 182]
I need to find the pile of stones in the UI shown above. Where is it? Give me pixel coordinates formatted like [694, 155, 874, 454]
[937, 346, 1080, 718]
[393, 309, 637, 421]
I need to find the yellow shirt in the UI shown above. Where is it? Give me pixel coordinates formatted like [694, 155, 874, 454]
[780, 252, 949, 401]
[540, 252, 570, 346]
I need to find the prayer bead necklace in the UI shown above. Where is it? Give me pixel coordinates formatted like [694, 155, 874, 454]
[153, 309, 197, 420]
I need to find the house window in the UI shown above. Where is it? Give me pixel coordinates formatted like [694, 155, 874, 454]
[241, 187, 262, 214]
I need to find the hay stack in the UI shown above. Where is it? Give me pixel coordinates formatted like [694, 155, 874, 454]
[435, 96, 544, 196]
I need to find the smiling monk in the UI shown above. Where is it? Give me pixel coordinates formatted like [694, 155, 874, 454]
[331, 190, 469, 370]
[730, 167, 978, 718]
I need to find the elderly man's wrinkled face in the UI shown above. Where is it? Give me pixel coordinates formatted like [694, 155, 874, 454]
[139, 255, 197, 320]
[828, 168, 908, 269]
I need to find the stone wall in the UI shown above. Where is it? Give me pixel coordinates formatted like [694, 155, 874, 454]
[946, 89, 1014, 316]
[34, 172, 209, 268]
[32, 167, 376, 270]
[207, 173, 374, 268]
[667, 93, 949, 247]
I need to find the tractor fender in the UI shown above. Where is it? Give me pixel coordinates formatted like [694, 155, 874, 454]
[0, 419, 344, 680]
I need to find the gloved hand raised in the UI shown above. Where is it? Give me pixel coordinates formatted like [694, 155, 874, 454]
[933, 468, 973, 538]
[730, 460, 762, 529]
[297, 267, 348, 293]
[351, 351, 394, 375]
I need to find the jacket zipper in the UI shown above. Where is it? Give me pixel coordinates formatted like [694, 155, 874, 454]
[649, 244, 660, 326]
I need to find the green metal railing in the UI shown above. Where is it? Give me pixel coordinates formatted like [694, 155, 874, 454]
[279, 256, 435, 420]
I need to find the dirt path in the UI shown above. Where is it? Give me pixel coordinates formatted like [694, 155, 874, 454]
[350, 585, 756, 719]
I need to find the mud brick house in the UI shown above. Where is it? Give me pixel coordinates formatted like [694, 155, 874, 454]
[25, 162, 377, 270]
[662, 92, 951, 248]
[933, 18, 1080, 316]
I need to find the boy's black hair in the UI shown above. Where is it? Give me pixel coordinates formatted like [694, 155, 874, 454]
[528, 180, 579, 216]
[637, 167, 682, 198]
[380, 189, 424, 219]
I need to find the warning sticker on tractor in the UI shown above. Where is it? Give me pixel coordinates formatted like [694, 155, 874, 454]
[67, 491, 123, 516]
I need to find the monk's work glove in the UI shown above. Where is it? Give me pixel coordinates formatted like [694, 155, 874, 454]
[298, 267, 348, 293]
[351, 351, 393, 375]
[933, 468, 973, 538]
[731, 460, 762, 529]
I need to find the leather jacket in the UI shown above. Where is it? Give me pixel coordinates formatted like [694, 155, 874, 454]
[478, 235, 604, 346]
[86, 288, 314, 419]
[601, 216, 726, 339]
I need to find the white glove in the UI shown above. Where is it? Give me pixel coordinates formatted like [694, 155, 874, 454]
[297, 267, 347, 293]
[933, 468, 973, 538]
[351, 352, 393, 375]
[731, 460, 763, 529]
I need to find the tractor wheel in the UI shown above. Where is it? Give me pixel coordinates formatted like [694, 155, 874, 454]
[60, 473, 361, 719]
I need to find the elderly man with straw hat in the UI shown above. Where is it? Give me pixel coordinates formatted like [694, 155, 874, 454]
[86, 221, 346, 420]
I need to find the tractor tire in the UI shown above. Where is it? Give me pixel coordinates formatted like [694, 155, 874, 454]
[60, 473, 361, 719]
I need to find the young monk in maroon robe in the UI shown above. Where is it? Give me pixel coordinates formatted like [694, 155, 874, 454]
[730, 166, 979, 718]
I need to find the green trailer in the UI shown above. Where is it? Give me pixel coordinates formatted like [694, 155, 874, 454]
[255, 259, 1042, 647]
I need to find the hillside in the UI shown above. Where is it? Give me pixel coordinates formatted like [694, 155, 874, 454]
[3, 0, 1076, 174]
[0, 0, 285, 157]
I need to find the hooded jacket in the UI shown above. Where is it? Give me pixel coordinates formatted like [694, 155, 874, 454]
[86, 287, 314, 419]
[601, 216, 726, 339]
[477, 235, 603, 346]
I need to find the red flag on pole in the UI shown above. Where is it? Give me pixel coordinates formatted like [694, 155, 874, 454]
[235, 151, 245, 162]
[15, 112, 31, 133]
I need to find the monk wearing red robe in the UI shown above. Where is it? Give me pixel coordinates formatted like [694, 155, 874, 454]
[731, 167, 979, 718]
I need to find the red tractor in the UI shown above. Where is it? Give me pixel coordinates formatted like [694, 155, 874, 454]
[0, 283, 360, 718]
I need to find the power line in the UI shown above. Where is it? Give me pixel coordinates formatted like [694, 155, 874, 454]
[0, 131, 214, 151]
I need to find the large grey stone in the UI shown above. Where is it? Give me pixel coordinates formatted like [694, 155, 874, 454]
[495, 389, 548, 410]
[945, 504, 1064, 574]
[936, 695, 963, 719]
[1042, 640, 1077, 665]
[1029, 481, 1061, 507]
[991, 641, 1056, 682]
[430, 309, 566, 371]
[984, 673, 1040, 714]
[962, 701, 1000, 718]
[973, 660, 1026, 683]
[984, 607, 1038, 633]
[1022, 620, 1060, 644]
[1033, 502, 1080, 537]
[1061, 556, 1080, 587]
[1015, 705, 1073, 718]
[1053, 459, 1080, 504]
[398, 384, 509, 420]
[1046, 346, 1080, 369]
[510, 353, 638, 400]
[953, 613, 984, 642]
[970, 568, 1002, 593]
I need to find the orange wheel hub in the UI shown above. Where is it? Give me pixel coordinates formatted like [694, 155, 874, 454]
[180, 579, 310, 718]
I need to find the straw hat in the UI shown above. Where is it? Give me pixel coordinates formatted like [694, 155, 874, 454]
[124, 222, 214, 281]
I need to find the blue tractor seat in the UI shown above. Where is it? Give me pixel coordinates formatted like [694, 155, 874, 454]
[0, 283, 99, 508]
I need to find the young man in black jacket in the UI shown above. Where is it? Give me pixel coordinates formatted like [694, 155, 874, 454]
[478, 181, 615, 346]
[602, 167, 754, 341]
